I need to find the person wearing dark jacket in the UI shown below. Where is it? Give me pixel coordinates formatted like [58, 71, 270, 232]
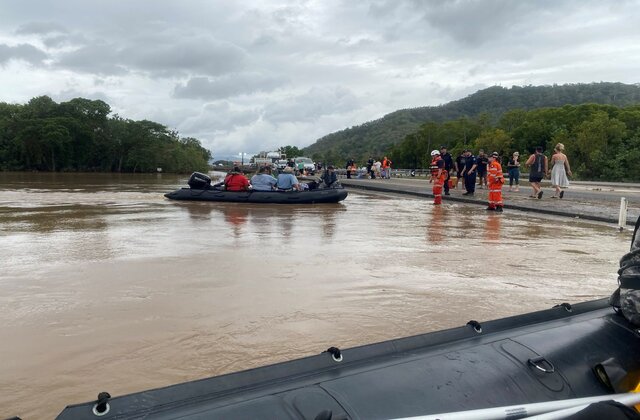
[439, 146, 453, 195]
[321, 166, 338, 187]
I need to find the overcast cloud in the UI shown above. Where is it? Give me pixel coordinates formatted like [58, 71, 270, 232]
[1, 0, 639, 159]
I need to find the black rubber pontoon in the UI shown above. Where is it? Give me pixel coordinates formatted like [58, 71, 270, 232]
[56, 299, 640, 419]
[164, 172, 348, 204]
[164, 187, 348, 204]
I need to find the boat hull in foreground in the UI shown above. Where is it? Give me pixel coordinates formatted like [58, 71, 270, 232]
[164, 187, 348, 204]
[56, 299, 640, 419]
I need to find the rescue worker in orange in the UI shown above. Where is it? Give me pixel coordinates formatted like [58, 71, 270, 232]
[487, 152, 504, 212]
[429, 150, 446, 205]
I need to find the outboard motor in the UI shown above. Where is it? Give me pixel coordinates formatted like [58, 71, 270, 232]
[187, 172, 211, 189]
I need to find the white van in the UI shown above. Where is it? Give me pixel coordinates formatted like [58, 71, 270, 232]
[294, 157, 315, 173]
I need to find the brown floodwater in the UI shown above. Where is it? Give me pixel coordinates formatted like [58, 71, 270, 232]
[0, 172, 632, 418]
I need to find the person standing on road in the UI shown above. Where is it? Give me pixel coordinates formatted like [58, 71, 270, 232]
[460, 149, 478, 196]
[507, 152, 521, 192]
[476, 149, 489, 189]
[439, 146, 453, 196]
[345, 158, 355, 179]
[550, 143, 572, 199]
[382, 156, 392, 179]
[367, 157, 375, 179]
[454, 151, 466, 191]
[374, 159, 382, 179]
[429, 150, 446, 204]
[487, 152, 505, 212]
[525, 146, 548, 199]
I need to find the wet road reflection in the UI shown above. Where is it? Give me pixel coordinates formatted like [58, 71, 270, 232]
[0, 172, 631, 418]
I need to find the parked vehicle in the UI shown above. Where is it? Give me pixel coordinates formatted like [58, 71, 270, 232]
[294, 157, 315, 173]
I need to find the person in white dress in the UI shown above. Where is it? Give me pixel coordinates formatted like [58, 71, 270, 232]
[550, 143, 572, 198]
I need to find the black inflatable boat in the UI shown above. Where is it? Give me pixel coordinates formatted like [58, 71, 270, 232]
[164, 172, 348, 204]
[55, 298, 640, 419]
[164, 186, 348, 204]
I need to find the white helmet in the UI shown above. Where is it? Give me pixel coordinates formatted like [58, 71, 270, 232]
[430, 150, 440, 156]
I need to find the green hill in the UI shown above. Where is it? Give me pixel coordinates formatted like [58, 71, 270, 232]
[303, 82, 640, 162]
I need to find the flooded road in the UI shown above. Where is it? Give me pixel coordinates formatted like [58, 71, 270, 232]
[0, 172, 631, 418]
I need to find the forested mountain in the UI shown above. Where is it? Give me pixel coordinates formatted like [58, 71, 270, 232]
[388, 103, 640, 181]
[303, 82, 640, 163]
[0, 96, 211, 173]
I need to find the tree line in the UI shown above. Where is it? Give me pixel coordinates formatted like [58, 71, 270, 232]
[303, 82, 640, 165]
[0, 96, 212, 173]
[389, 103, 640, 181]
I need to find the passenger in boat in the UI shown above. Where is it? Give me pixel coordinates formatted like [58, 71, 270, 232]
[224, 166, 249, 191]
[250, 166, 278, 191]
[321, 165, 338, 187]
[276, 166, 301, 191]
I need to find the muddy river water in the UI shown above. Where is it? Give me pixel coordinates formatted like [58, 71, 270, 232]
[0, 172, 632, 418]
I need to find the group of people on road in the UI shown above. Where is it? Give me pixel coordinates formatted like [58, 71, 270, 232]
[428, 143, 573, 211]
[345, 157, 393, 179]
[223, 164, 339, 192]
[432, 146, 504, 211]
[524, 143, 572, 199]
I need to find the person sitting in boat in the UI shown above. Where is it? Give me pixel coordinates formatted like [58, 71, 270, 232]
[250, 166, 278, 191]
[224, 166, 249, 191]
[276, 166, 301, 191]
[321, 165, 338, 187]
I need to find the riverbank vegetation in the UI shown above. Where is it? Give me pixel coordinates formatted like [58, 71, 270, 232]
[389, 103, 640, 181]
[303, 83, 640, 178]
[0, 96, 211, 173]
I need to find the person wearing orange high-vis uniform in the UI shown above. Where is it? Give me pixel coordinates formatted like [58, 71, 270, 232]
[429, 150, 446, 205]
[487, 152, 504, 212]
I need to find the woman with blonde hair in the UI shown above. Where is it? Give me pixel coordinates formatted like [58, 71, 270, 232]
[550, 143, 572, 198]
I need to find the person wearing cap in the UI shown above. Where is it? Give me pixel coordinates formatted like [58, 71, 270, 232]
[429, 150, 446, 204]
[487, 152, 504, 212]
[507, 151, 521, 192]
[460, 149, 478, 196]
[276, 166, 302, 191]
[439, 146, 453, 195]
[321, 165, 338, 187]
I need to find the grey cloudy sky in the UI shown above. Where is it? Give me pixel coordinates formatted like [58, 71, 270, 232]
[1, 0, 639, 159]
